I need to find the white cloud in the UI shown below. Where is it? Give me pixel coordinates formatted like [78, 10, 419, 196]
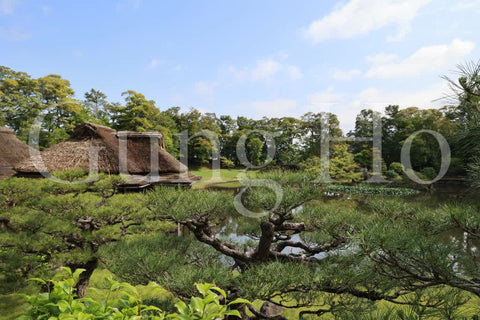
[353, 82, 448, 111]
[192, 81, 217, 111]
[253, 99, 298, 118]
[194, 81, 216, 97]
[0, 0, 19, 15]
[451, 0, 480, 11]
[146, 59, 163, 70]
[303, 0, 431, 43]
[73, 50, 83, 58]
[365, 39, 475, 78]
[116, 0, 141, 11]
[331, 83, 448, 131]
[286, 66, 303, 81]
[0, 27, 30, 41]
[306, 87, 344, 111]
[224, 66, 248, 82]
[251, 60, 282, 81]
[170, 94, 184, 105]
[41, 5, 53, 15]
[365, 53, 398, 65]
[331, 68, 361, 81]
[226, 59, 302, 83]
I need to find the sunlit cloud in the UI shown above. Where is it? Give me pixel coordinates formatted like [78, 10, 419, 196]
[365, 39, 475, 78]
[303, 0, 431, 43]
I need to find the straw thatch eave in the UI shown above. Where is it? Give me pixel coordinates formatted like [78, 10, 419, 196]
[0, 127, 31, 179]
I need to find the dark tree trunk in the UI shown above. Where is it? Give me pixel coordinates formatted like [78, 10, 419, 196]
[73, 258, 98, 298]
[252, 221, 275, 262]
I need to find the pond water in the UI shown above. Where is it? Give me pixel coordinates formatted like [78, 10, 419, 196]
[200, 184, 480, 260]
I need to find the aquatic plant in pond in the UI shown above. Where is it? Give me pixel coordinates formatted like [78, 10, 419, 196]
[325, 184, 420, 196]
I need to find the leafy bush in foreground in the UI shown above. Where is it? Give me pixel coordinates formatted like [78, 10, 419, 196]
[18, 267, 248, 320]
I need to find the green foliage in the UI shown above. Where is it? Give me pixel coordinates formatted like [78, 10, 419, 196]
[443, 61, 480, 175]
[381, 106, 452, 169]
[330, 143, 362, 182]
[147, 187, 233, 221]
[174, 283, 249, 320]
[447, 157, 466, 175]
[239, 170, 322, 213]
[83, 89, 112, 126]
[101, 235, 232, 299]
[18, 267, 247, 320]
[384, 170, 399, 180]
[220, 156, 235, 169]
[468, 157, 480, 188]
[0, 66, 88, 147]
[0, 176, 171, 293]
[111, 90, 162, 132]
[19, 267, 166, 320]
[104, 171, 478, 317]
[299, 144, 362, 183]
[4, 170, 478, 317]
[420, 167, 438, 180]
[301, 112, 343, 157]
[353, 149, 371, 167]
[389, 162, 404, 175]
[325, 184, 420, 196]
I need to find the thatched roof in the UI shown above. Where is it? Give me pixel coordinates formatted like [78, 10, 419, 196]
[15, 123, 197, 185]
[0, 127, 31, 179]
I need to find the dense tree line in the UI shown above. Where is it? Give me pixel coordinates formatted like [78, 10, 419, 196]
[2, 64, 479, 181]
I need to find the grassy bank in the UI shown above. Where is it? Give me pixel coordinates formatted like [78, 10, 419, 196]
[189, 167, 248, 189]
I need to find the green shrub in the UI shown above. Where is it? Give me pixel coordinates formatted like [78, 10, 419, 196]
[421, 167, 437, 180]
[468, 157, 480, 188]
[18, 267, 249, 320]
[19, 267, 166, 320]
[220, 156, 236, 169]
[384, 170, 399, 180]
[389, 162, 404, 175]
[50, 169, 89, 182]
[448, 157, 466, 175]
[353, 149, 371, 167]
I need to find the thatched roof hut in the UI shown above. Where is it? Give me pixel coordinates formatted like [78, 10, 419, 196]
[0, 127, 31, 179]
[15, 123, 200, 187]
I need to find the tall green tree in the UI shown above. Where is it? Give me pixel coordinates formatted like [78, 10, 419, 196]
[301, 112, 343, 158]
[382, 106, 452, 170]
[110, 91, 161, 132]
[83, 89, 112, 125]
[0, 66, 41, 134]
[0, 66, 88, 147]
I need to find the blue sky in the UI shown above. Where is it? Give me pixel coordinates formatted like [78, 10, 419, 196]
[1, 0, 479, 131]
